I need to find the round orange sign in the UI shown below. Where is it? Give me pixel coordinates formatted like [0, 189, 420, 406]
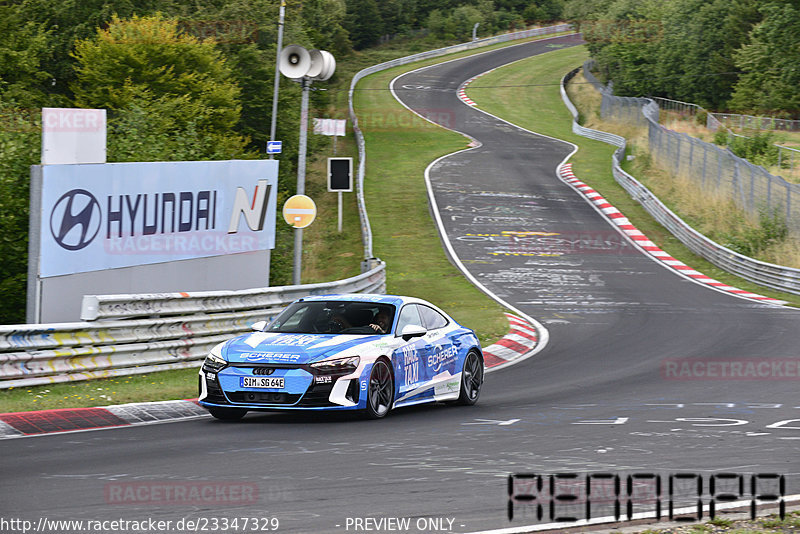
[282, 194, 317, 229]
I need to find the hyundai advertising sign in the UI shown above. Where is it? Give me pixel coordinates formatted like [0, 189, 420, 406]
[39, 160, 278, 278]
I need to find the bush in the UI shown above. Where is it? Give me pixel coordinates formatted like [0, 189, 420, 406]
[722, 208, 788, 257]
[0, 103, 38, 324]
[727, 130, 780, 167]
[695, 110, 707, 126]
[712, 128, 729, 146]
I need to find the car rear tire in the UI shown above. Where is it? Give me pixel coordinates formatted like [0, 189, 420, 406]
[364, 359, 394, 419]
[457, 350, 483, 405]
[208, 407, 247, 421]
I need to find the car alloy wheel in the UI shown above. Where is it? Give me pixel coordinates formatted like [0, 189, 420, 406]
[365, 359, 394, 418]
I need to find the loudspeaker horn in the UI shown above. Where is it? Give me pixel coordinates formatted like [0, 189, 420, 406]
[313, 50, 336, 81]
[306, 49, 324, 79]
[279, 45, 311, 79]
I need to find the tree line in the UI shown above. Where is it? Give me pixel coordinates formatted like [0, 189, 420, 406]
[565, 0, 800, 115]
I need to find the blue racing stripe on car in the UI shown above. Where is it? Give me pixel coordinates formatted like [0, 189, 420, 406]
[394, 386, 436, 406]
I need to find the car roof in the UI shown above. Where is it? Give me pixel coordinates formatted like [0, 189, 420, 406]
[299, 294, 422, 307]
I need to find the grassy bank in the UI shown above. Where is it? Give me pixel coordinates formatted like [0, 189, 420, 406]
[465, 45, 800, 307]
[639, 510, 800, 533]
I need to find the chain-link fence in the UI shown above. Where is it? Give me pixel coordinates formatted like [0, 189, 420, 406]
[711, 113, 800, 132]
[705, 113, 800, 175]
[646, 118, 797, 231]
[584, 61, 800, 235]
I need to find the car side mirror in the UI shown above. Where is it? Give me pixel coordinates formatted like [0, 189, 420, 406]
[251, 320, 268, 331]
[400, 324, 426, 341]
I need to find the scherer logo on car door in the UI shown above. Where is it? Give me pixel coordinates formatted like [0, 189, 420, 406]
[40, 160, 278, 277]
[428, 344, 458, 373]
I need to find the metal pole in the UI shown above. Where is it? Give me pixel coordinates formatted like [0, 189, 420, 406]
[292, 78, 310, 285]
[338, 191, 343, 233]
[268, 0, 286, 159]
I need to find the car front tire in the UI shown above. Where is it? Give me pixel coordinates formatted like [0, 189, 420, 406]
[364, 359, 394, 419]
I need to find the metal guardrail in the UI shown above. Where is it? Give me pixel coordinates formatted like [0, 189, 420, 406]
[349, 23, 572, 260]
[562, 68, 627, 149]
[561, 67, 800, 296]
[0, 263, 386, 389]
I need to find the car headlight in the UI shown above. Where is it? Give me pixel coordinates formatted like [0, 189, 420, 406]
[203, 346, 228, 372]
[310, 356, 360, 374]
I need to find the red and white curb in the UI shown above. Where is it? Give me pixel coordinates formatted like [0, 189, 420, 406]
[457, 70, 494, 107]
[558, 163, 786, 305]
[483, 313, 540, 371]
[0, 399, 208, 439]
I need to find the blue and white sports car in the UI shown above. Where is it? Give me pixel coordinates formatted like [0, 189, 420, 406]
[198, 294, 484, 420]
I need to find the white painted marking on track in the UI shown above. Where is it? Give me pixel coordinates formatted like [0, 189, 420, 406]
[462, 418, 521, 426]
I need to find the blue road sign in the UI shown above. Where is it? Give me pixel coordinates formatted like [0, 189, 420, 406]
[267, 141, 282, 154]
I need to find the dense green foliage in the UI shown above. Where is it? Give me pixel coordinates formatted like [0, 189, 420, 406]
[567, 0, 799, 115]
[729, 2, 800, 115]
[715, 129, 782, 168]
[0, 104, 37, 324]
[73, 14, 250, 161]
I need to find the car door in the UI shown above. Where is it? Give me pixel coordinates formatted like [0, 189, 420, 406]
[418, 305, 458, 380]
[393, 304, 428, 395]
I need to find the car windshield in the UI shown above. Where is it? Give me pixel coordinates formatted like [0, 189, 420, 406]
[266, 301, 396, 335]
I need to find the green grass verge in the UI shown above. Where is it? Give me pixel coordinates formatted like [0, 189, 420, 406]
[0, 31, 579, 413]
[465, 44, 800, 307]
[635, 509, 800, 533]
[0, 370, 198, 413]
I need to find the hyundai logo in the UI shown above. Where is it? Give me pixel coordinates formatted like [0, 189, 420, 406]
[49, 189, 101, 251]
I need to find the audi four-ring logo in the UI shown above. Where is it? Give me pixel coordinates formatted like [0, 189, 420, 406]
[49, 189, 102, 251]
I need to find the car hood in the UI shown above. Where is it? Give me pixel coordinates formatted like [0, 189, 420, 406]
[222, 332, 383, 365]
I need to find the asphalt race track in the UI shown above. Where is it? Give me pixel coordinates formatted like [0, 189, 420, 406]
[2, 35, 799, 534]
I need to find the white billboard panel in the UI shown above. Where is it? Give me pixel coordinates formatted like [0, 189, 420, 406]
[312, 118, 346, 136]
[39, 160, 278, 278]
[41, 108, 107, 165]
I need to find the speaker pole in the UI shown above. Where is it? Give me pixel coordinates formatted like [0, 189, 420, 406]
[292, 77, 311, 285]
[268, 0, 286, 159]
